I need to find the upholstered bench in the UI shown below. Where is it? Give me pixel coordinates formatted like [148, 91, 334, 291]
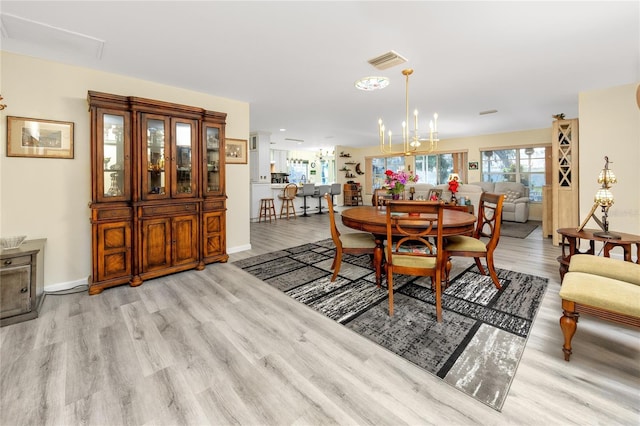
[559, 254, 640, 361]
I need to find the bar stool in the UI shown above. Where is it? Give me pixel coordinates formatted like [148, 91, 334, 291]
[296, 183, 316, 217]
[313, 184, 331, 214]
[279, 183, 298, 219]
[329, 183, 342, 210]
[259, 198, 277, 222]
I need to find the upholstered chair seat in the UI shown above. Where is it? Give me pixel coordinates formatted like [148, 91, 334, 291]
[443, 235, 487, 253]
[340, 233, 378, 249]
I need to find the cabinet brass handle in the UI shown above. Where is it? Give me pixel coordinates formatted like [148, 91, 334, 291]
[20, 287, 28, 293]
[3, 260, 12, 265]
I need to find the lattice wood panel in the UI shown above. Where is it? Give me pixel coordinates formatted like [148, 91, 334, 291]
[552, 119, 579, 245]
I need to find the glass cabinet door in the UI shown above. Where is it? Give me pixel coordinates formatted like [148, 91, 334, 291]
[142, 114, 169, 200]
[98, 109, 130, 202]
[204, 125, 223, 195]
[172, 118, 197, 197]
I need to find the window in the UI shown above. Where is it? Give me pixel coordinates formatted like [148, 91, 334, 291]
[481, 148, 546, 202]
[288, 161, 308, 184]
[414, 152, 466, 184]
[371, 156, 405, 190]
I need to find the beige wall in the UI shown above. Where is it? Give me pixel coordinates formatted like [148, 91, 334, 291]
[0, 52, 250, 289]
[579, 82, 640, 236]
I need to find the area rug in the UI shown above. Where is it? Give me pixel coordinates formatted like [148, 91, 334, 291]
[500, 220, 541, 239]
[233, 239, 548, 411]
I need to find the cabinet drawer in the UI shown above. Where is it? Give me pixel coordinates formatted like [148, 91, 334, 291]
[140, 203, 199, 217]
[2, 255, 32, 268]
[93, 207, 132, 221]
[203, 199, 225, 210]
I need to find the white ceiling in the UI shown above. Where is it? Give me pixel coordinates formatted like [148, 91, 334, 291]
[1, 1, 638, 152]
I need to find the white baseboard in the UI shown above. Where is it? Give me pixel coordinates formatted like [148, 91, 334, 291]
[228, 244, 252, 254]
[44, 276, 89, 293]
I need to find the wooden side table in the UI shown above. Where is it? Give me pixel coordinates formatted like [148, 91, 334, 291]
[556, 228, 640, 281]
[1, 247, 40, 326]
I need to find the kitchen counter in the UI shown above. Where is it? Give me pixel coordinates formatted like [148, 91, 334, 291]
[251, 183, 330, 220]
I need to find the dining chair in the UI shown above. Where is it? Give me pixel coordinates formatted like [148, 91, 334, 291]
[278, 183, 298, 219]
[442, 192, 505, 289]
[373, 188, 403, 206]
[385, 200, 445, 321]
[324, 194, 376, 282]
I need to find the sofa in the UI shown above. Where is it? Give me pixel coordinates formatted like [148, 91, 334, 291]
[404, 183, 483, 214]
[559, 254, 640, 361]
[471, 181, 530, 222]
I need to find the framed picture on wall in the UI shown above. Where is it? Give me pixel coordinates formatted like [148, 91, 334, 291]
[7, 116, 74, 159]
[225, 138, 247, 164]
[468, 161, 479, 170]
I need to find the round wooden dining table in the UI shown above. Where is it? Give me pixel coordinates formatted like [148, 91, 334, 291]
[341, 206, 477, 286]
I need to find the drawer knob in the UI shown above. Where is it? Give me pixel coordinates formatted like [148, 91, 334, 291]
[3, 260, 12, 266]
[20, 287, 28, 293]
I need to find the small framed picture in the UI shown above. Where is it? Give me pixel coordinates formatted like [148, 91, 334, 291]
[225, 138, 247, 164]
[468, 161, 479, 170]
[7, 116, 74, 159]
[427, 189, 443, 200]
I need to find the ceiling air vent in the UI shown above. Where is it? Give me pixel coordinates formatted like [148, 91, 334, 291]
[368, 50, 408, 70]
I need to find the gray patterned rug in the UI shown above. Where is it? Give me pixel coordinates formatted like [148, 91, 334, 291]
[234, 239, 548, 411]
[500, 220, 541, 239]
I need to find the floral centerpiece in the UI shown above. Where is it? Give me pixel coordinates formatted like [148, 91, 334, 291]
[384, 169, 419, 198]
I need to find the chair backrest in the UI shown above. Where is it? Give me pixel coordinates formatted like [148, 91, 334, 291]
[316, 185, 331, 197]
[330, 183, 342, 195]
[301, 183, 315, 196]
[374, 188, 405, 206]
[475, 193, 505, 250]
[282, 183, 298, 198]
[324, 193, 341, 248]
[385, 201, 444, 269]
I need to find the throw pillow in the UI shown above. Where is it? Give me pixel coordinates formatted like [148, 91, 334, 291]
[505, 190, 521, 202]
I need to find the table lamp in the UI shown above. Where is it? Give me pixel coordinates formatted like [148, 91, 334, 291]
[577, 156, 621, 239]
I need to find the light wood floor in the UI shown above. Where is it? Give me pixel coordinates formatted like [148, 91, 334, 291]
[1, 210, 639, 425]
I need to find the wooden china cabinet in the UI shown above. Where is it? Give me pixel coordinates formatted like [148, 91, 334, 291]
[88, 91, 227, 295]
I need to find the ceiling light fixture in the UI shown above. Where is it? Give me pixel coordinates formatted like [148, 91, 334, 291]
[355, 76, 390, 91]
[378, 69, 439, 155]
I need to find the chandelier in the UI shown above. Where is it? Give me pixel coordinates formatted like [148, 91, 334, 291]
[378, 69, 439, 155]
